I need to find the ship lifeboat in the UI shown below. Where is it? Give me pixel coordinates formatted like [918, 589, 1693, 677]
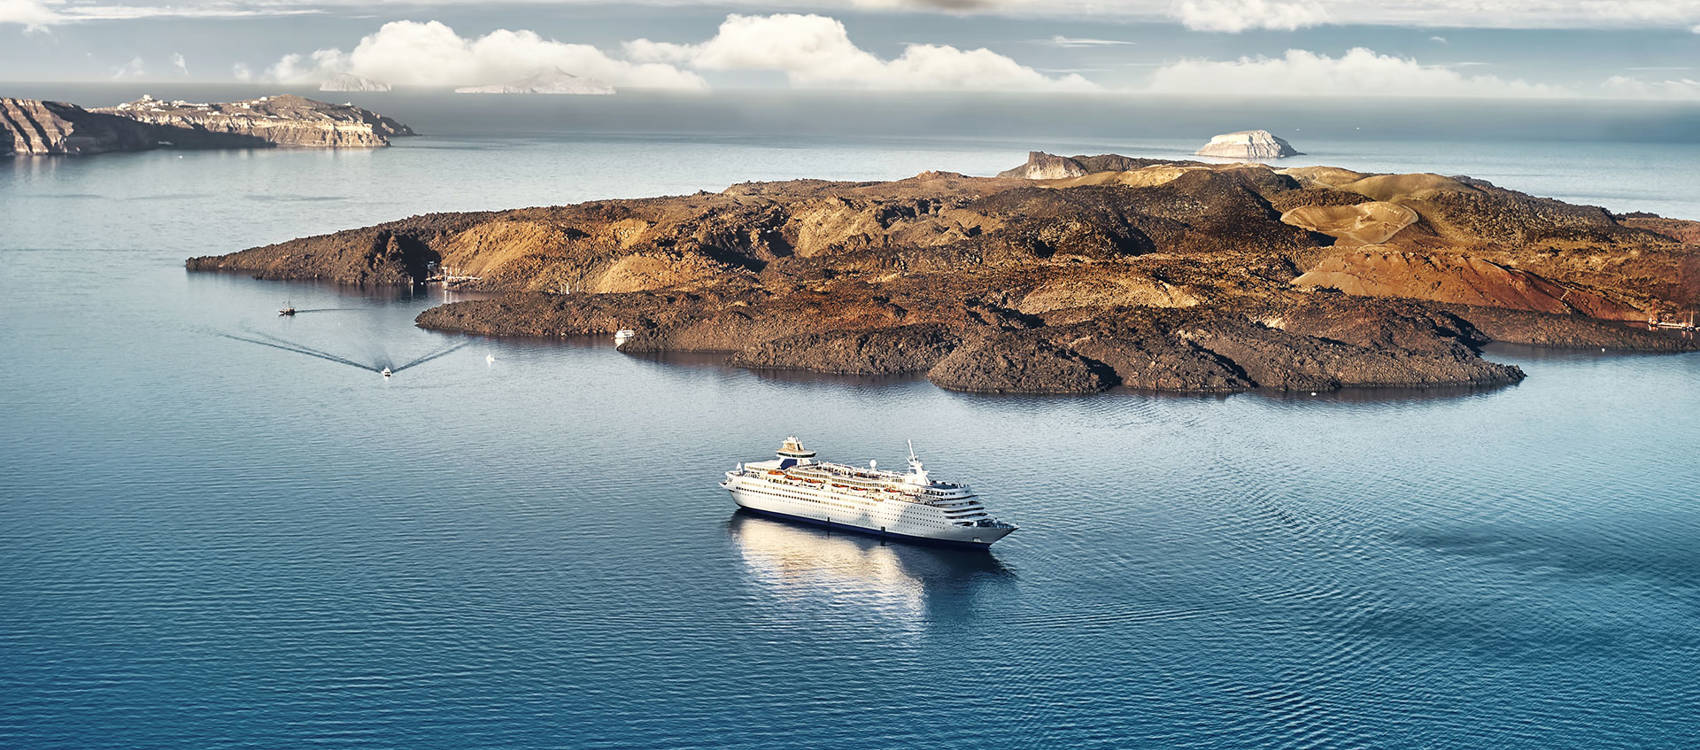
[831, 483, 848, 488]
[803, 478, 824, 484]
[767, 470, 785, 476]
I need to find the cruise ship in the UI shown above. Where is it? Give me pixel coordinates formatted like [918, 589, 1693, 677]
[720, 437, 1017, 547]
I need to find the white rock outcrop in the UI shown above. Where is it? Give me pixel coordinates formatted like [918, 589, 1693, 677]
[454, 69, 615, 96]
[1194, 130, 1301, 160]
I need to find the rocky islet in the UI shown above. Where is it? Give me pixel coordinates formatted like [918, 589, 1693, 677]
[185, 153, 1699, 394]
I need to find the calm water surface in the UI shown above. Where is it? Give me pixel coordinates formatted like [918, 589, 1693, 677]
[2, 94, 1699, 748]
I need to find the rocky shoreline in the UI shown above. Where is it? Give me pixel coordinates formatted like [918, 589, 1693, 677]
[188, 153, 1699, 394]
[3, 94, 414, 156]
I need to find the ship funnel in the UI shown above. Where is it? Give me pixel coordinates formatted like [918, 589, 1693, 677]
[775, 435, 816, 469]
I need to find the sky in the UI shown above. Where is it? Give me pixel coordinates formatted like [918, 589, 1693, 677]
[1, 0, 1697, 100]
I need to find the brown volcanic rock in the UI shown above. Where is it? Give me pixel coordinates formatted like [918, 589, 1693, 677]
[1293, 250, 1644, 320]
[1281, 202, 1418, 247]
[1442, 304, 1700, 351]
[1182, 319, 1522, 391]
[729, 324, 961, 375]
[1041, 301, 1520, 392]
[927, 330, 1117, 394]
[997, 151, 1194, 179]
[1041, 311, 1254, 392]
[1622, 215, 1700, 245]
[192, 156, 1698, 394]
[188, 213, 489, 285]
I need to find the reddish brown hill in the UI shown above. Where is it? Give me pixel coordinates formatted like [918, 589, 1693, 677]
[189, 157, 1699, 394]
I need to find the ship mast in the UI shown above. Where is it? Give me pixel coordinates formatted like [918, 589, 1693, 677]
[905, 439, 928, 485]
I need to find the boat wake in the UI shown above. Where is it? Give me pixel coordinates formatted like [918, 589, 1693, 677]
[214, 328, 469, 376]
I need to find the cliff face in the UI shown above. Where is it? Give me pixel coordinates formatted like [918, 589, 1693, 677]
[2, 97, 164, 155]
[189, 157, 1699, 394]
[95, 94, 415, 148]
[1196, 130, 1302, 160]
[4, 94, 416, 156]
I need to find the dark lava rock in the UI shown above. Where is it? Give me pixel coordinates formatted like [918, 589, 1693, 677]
[1444, 304, 1700, 352]
[927, 330, 1117, 394]
[729, 324, 961, 375]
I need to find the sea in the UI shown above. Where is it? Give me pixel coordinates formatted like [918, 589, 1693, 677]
[3, 85, 1699, 749]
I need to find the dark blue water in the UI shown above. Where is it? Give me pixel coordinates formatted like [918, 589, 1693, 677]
[3, 94, 1700, 748]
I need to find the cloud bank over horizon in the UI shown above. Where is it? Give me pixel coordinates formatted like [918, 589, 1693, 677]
[264, 14, 1095, 93]
[245, 14, 1700, 100]
[624, 13, 1095, 91]
[1144, 47, 1567, 98]
[265, 20, 709, 90]
[5, 0, 1700, 33]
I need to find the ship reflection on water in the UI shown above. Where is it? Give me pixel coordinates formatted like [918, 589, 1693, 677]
[726, 510, 1015, 627]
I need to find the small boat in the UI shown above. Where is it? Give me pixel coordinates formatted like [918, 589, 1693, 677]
[381, 367, 392, 378]
[613, 329, 636, 347]
[278, 300, 296, 316]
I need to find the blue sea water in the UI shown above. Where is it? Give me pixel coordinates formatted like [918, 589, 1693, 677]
[2, 89, 1699, 748]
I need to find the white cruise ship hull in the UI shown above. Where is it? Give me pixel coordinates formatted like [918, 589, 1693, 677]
[723, 481, 1015, 547]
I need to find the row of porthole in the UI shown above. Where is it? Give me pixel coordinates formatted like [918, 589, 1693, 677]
[745, 487, 870, 515]
[746, 484, 897, 512]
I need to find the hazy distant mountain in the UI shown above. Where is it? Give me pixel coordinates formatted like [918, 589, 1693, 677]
[319, 74, 392, 93]
[454, 69, 616, 96]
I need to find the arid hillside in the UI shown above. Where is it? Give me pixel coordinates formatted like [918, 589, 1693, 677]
[188, 153, 1700, 393]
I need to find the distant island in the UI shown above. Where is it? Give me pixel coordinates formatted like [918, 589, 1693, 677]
[319, 74, 392, 92]
[1195, 130, 1302, 160]
[2, 94, 415, 156]
[454, 69, 615, 95]
[188, 152, 1699, 394]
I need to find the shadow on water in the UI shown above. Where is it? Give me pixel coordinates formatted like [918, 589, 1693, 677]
[1250, 380, 1521, 405]
[1484, 341, 1698, 362]
[1389, 524, 1700, 592]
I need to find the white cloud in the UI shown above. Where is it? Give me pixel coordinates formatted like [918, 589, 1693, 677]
[1171, 0, 1328, 32]
[0, 0, 59, 30]
[1046, 35, 1136, 47]
[10, 0, 1700, 33]
[232, 62, 253, 81]
[1145, 47, 1565, 97]
[1601, 74, 1700, 99]
[265, 48, 348, 82]
[628, 13, 1095, 91]
[171, 51, 188, 75]
[264, 20, 707, 89]
[1429, 35, 1447, 43]
[110, 55, 144, 79]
